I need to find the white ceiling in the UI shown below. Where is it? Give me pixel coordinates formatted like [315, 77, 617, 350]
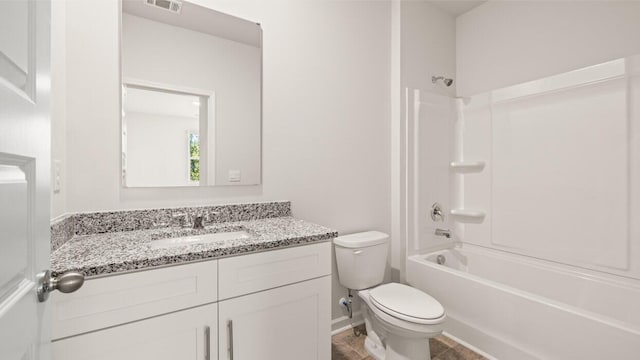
[428, 0, 487, 17]
[122, 0, 261, 47]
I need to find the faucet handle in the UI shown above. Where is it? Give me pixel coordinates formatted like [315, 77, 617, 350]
[202, 211, 221, 225]
[431, 203, 445, 222]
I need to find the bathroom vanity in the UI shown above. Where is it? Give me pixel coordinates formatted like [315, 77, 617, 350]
[49, 202, 335, 360]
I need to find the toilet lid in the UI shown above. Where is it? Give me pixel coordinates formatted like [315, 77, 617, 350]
[369, 283, 444, 324]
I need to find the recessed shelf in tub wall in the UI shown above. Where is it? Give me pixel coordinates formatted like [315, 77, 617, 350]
[450, 209, 486, 223]
[450, 161, 485, 173]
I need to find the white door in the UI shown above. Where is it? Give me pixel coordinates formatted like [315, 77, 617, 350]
[0, 0, 52, 359]
[218, 276, 331, 360]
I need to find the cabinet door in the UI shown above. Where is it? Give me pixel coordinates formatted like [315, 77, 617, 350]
[52, 303, 217, 360]
[219, 276, 331, 360]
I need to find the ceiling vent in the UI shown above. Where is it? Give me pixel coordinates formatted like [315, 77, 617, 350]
[145, 0, 182, 14]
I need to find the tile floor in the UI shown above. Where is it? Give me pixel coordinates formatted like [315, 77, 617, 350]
[332, 325, 487, 360]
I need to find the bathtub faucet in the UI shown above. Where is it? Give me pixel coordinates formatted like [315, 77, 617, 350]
[435, 228, 451, 238]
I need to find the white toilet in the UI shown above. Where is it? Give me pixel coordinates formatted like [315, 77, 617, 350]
[334, 231, 445, 360]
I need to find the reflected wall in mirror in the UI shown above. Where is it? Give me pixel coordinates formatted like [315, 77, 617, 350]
[121, 0, 262, 187]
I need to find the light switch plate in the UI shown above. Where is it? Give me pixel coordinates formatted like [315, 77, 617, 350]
[228, 170, 241, 182]
[53, 160, 62, 193]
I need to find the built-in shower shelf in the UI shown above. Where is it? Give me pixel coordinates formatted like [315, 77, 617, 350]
[450, 161, 485, 173]
[450, 209, 486, 221]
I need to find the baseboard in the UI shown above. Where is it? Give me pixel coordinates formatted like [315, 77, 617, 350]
[331, 311, 364, 335]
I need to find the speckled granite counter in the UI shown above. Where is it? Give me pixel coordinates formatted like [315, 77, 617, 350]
[51, 216, 338, 278]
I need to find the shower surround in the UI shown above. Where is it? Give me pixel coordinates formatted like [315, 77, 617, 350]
[406, 56, 640, 359]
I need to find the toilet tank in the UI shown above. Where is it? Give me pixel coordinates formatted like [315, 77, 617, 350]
[333, 231, 389, 290]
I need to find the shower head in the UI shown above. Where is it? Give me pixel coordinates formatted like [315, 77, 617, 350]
[432, 76, 454, 87]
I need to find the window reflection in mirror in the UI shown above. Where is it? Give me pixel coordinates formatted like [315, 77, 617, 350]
[122, 84, 211, 187]
[121, 0, 262, 187]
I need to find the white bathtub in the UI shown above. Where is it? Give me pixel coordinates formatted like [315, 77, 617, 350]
[407, 245, 640, 359]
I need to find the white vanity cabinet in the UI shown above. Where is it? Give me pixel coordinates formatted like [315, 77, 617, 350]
[51, 241, 331, 360]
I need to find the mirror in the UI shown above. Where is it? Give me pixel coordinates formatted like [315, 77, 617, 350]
[121, 0, 262, 187]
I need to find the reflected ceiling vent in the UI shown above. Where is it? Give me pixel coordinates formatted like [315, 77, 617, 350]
[145, 0, 182, 14]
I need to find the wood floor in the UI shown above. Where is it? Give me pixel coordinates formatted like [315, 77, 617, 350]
[332, 325, 487, 360]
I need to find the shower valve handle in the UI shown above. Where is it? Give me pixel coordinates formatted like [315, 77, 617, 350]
[431, 203, 445, 222]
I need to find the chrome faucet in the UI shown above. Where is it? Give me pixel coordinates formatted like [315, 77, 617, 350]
[192, 215, 205, 229]
[172, 210, 220, 229]
[435, 228, 451, 238]
[191, 211, 221, 229]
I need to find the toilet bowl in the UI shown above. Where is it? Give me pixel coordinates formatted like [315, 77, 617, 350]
[333, 231, 446, 360]
[359, 283, 445, 360]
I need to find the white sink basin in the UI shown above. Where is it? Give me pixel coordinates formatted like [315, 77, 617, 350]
[150, 230, 251, 249]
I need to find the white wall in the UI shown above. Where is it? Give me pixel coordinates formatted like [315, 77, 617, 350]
[122, 13, 261, 186]
[55, 0, 391, 329]
[126, 112, 198, 187]
[457, 0, 640, 97]
[400, 1, 456, 93]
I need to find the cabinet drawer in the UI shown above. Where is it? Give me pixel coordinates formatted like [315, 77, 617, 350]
[52, 260, 217, 340]
[218, 242, 331, 300]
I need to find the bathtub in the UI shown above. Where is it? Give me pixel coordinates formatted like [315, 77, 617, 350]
[407, 245, 640, 359]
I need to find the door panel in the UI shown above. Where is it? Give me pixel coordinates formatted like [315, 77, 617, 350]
[0, 163, 29, 301]
[0, 288, 38, 359]
[0, 159, 41, 360]
[0, 0, 35, 100]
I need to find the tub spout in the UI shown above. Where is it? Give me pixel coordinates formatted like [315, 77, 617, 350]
[435, 228, 451, 238]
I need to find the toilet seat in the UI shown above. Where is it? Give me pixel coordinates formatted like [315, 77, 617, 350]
[369, 283, 445, 325]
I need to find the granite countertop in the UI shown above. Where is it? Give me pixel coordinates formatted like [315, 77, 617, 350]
[51, 216, 338, 278]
